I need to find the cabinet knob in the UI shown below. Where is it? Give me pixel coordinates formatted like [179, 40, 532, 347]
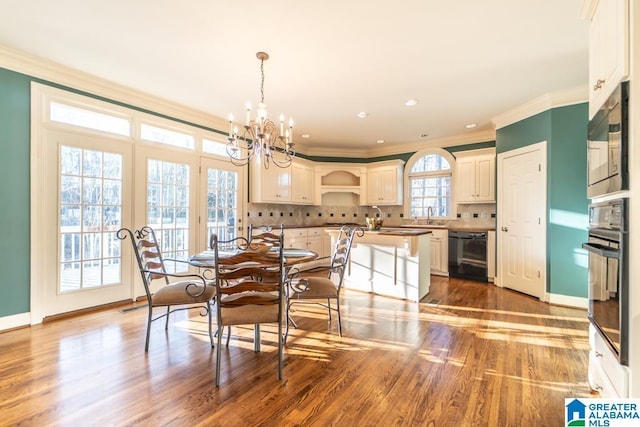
[595, 351, 603, 358]
[593, 79, 605, 91]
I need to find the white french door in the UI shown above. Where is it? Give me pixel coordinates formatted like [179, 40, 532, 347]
[33, 129, 134, 319]
[199, 157, 245, 251]
[497, 141, 547, 300]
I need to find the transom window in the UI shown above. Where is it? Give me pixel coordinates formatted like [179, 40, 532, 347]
[406, 149, 454, 219]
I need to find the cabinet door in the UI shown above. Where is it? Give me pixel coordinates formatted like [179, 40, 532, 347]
[474, 156, 495, 202]
[367, 166, 400, 205]
[429, 230, 448, 275]
[291, 162, 314, 204]
[456, 155, 495, 203]
[456, 158, 477, 202]
[262, 165, 291, 202]
[588, 0, 628, 119]
[249, 159, 291, 203]
[286, 229, 307, 248]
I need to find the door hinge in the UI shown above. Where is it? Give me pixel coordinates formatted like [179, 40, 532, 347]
[538, 164, 541, 172]
[538, 270, 541, 278]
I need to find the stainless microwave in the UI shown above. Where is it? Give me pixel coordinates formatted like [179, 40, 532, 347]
[587, 81, 629, 199]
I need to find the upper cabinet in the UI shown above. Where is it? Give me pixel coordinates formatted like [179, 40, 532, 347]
[250, 157, 316, 204]
[365, 160, 404, 206]
[249, 158, 291, 203]
[291, 159, 316, 204]
[582, 0, 629, 119]
[456, 148, 495, 204]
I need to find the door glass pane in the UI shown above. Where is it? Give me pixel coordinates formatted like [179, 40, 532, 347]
[59, 145, 123, 293]
[147, 159, 190, 273]
[207, 168, 238, 242]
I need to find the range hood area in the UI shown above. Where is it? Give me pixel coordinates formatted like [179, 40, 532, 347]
[317, 166, 367, 205]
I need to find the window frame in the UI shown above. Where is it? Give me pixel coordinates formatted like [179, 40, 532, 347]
[403, 147, 457, 220]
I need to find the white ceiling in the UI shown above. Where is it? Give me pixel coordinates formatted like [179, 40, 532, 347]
[0, 0, 589, 154]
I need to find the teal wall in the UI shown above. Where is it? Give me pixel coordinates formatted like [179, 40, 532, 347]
[496, 103, 589, 298]
[0, 68, 31, 317]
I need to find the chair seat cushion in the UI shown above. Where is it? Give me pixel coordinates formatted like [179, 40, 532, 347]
[220, 304, 280, 326]
[292, 277, 338, 298]
[151, 281, 215, 306]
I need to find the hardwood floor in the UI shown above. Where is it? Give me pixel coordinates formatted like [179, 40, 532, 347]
[0, 276, 593, 426]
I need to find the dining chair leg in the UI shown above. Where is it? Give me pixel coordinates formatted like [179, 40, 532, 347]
[225, 326, 231, 346]
[336, 298, 342, 337]
[164, 306, 170, 330]
[207, 302, 214, 348]
[216, 324, 223, 387]
[254, 324, 261, 352]
[145, 307, 153, 352]
[278, 320, 283, 380]
[327, 299, 332, 324]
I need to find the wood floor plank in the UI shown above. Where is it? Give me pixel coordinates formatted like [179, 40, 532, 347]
[0, 277, 592, 426]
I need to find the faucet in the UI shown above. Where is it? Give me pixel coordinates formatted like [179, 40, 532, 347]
[426, 206, 435, 224]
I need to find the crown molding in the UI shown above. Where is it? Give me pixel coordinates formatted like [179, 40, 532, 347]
[491, 85, 588, 130]
[299, 128, 496, 158]
[0, 44, 227, 133]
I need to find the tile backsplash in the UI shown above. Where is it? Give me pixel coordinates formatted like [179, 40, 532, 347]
[245, 203, 496, 229]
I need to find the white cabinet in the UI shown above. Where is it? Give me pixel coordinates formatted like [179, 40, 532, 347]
[249, 158, 291, 203]
[365, 160, 404, 205]
[582, 0, 629, 119]
[429, 229, 448, 276]
[284, 228, 324, 255]
[588, 324, 629, 397]
[291, 160, 315, 204]
[456, 148, 495, 203]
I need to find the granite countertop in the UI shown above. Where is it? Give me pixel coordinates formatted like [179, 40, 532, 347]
[400, 224, 496, 232]
[324, 226, 432, 236]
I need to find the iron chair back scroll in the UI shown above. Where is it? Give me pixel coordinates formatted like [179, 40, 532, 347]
[210, 232, 287, 386]
[117, 226, 215, 352]
[287, 225, 364, 338]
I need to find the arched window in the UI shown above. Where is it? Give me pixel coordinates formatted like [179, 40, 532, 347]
[405, 148, 455, 219]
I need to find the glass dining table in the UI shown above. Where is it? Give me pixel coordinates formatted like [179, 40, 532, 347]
[187, 247, 319, 269]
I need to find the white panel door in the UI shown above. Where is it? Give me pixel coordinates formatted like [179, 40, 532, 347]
[497, 142, 546, 299]
[36, 129, 133, 318]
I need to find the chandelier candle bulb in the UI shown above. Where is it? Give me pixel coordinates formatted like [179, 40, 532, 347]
[245, 102, 251, 125]
[228, 113, 233, 137]
[279, 114, 284, 136]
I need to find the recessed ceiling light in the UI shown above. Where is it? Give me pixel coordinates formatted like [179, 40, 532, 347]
[376, 139, 385, 144]
[301, 134, 310, 139]
[357, 112, 369, 118]
[464, 122, 477, 129]
[405, 99, 419, 107]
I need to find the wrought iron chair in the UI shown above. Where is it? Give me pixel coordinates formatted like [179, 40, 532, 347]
[286, 225, 363, 338]
[117, 226, 215, 352]
[248, 224, 284, 248]
[210, 232, 287, 386]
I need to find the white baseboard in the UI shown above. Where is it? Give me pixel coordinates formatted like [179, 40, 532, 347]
[0, 312, 31, 332]
[548, 293, 588, 309]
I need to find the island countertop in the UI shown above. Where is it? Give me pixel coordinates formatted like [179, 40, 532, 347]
[324, 227, 432, 236]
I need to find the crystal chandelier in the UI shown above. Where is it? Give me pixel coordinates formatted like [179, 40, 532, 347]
[226, 52, 295, 169]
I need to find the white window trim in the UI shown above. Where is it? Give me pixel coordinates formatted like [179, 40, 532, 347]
[403, 147, 457, 220]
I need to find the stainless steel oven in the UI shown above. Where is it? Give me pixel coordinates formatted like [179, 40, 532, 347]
[587, 81, 629, 198]
[582, 198, 628, 365]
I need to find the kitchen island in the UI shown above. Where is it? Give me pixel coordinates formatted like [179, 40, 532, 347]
[326, 228, 432, 302]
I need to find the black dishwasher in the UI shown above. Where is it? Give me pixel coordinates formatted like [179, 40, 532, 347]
[448, 230, 488, 282]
